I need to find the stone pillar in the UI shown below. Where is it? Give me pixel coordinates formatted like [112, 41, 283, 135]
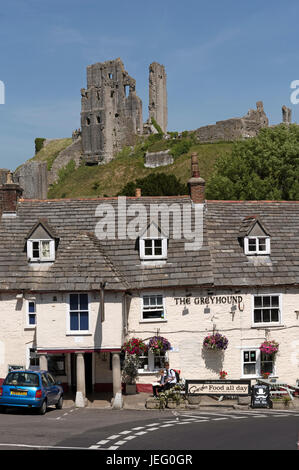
[112, 353, 123, 409]
[75, 353, 86, 408]
[39, 354, 48, 371]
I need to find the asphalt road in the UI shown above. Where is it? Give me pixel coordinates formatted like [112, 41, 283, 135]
[0, 407, 298, 454]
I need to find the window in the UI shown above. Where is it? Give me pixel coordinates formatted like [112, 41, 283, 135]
[244, 236, 270, 255]
[138, 350, 166, 372]
[27, 239, 55, 262]
[142, 294, 165, 321]
[69, 293, 89, 332]
[242, 349, 275, 378]
[48, 355, 66, 376]
[28, 348, 39, 369]
[139, 238, 167, 260]
[243, 350, 257, 376]
[27, 300, 36, 326]
[253, 295, 281, 324]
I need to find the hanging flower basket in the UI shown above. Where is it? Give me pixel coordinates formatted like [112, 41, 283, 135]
[203, 333, 228, 351]
[148, 336, 171, 355]
[122, 337, 148, 356]
[259, 340, 279, 355]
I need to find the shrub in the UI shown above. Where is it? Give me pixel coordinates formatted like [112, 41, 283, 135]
[35, 138, 46, 154]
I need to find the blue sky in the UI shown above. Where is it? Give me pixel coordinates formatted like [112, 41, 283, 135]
[0, 0, 299, 169]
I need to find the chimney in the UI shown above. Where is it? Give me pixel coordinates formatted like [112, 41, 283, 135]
[0, 172, 23, 215]
[188, 153, 205, 204]
[135, 188, 141, 198]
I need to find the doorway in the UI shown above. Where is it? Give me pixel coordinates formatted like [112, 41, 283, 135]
[70, 353, 93, 395]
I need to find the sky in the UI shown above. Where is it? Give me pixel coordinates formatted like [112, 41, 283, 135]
[0, 0, 299, 169]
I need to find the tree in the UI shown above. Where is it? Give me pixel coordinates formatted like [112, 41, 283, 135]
[118, 173, 188, 197]
[206, 124, 299, 200]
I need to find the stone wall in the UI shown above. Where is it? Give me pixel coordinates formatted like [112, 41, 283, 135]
[14, 161, 48, 199]
[148, 62, 168, 133]
[144, 150, 173, 168]
[81, 58, 143, 165]
[195, 101, 269, 142]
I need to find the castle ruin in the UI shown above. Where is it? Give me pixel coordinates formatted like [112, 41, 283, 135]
[148, 62, 168, 133]
[80, 58, 143, 165]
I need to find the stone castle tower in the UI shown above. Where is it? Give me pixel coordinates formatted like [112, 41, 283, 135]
[148, 62, 168, 133]
[80, 58, 143, 164]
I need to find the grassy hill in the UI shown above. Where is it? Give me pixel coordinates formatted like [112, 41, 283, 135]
[47, 137, 233, 199]
[25, 138, 73, 171]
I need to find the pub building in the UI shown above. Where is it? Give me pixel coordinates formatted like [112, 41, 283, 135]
[0, 154, 298, 407]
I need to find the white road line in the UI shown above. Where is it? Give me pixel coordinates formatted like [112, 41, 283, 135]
[146, 427, 159, 431]
[115, 440, 127, 445]
[107, 434, 120, 440]
[160, 424, 175, 428]
[146, 423, 160, 427]
[132, 427, 145, 431]
[212, 418, 228, 421]
[135, 431, 147, 436]
[0, 443, 92, 450]
[108, 446, 119, 450]
[119, 430, 132, 435]
[124, 435, 137, 441]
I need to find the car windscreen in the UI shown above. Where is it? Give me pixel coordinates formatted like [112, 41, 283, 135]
[4, 372, 40, 387]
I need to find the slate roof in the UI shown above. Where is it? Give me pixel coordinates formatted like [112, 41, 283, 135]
[0, 197, 298, 291]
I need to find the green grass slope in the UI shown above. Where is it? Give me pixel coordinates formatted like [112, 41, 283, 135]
[47, 140, 233, 199]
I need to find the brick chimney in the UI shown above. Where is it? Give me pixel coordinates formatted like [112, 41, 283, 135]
[188, 153, 205, 204]
[0, 172, 23, 215]
[135, 188, 141, 198]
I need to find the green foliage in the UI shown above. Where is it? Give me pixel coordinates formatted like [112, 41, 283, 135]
[122, 355, 140, 385]
[35, 138, 46, 154]
[118, 172, 188, 197]
[151, 117, 163, 135]
[156, 384, 185, 409]
[206, 125, 299, 200]
[171, 139, 193, 158]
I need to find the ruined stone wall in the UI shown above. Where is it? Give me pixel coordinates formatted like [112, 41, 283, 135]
[195, 101, 269, 142]
[14, 161, 48, 199]
[81, 58, 143, 165]
[144, 150, 174, 168]
[148, 62, 167, 133]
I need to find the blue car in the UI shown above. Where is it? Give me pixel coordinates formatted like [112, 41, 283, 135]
[0, 370, 63, 414]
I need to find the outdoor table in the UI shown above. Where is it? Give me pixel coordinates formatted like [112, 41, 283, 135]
[257, 379, 295, 400]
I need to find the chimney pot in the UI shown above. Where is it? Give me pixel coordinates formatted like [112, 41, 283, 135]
[135, 188, 141, 198]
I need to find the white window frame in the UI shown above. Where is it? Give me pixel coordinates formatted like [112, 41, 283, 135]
[140, 293, 166, 323]
[139, 237, 167, 260]
[244, 236, 270, 255]
[240, 347, 276, 379]
[27, 239, 55, 262]
[252, 293, 282, 327]
[138, 350, 167, 373]
[26, 299, 36, 328]
[67, 293, 90, 335]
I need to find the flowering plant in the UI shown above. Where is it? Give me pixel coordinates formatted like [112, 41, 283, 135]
[148, 336, 171, 355]
[122, 337, 148, 356]
[259, 340, 279, 355]
[203, 333, 228, 351]
[261, 371, 271, 379]
[219, 370, 228, 379]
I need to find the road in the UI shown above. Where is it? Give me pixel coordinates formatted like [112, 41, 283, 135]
[0, 407, 298, 454]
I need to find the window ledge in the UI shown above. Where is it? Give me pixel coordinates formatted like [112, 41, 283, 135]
[251, 324, 284, 329]
[139, 319, 167, 324]
[66, 332, 92, 336]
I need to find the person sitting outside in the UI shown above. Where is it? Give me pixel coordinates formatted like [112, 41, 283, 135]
[152, 362, 177, 397]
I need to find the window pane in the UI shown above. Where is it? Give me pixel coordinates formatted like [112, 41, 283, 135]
[244, 363, 256, 375]
[28, 301, 35, 313]
[271, 309, 279, 322]
[254, 309, 262, 323]
[156, 295, 163, 306]
[143, 309, 163, 320]
[70, 312, 79, 330]
[258, 238, 266, 251]
[144, 240, 152, 248]
[248, 239, 256, 251]
[80, 312, 89, 330]
[149, 296, 156, 306]
[263, 309, 271, 322]
[32, 241, 40, 258]
[143, 296, 149, 306]
[80, 294, 88, 311]
[271, 296, 279, 307]
[254, 297, 262, 308]
[145, 247, 153, 256]
[70, 294, 78, 311]
[263, 296, 271, 307]
[41, 241, 50, 258]
[29, 313, 36, 325]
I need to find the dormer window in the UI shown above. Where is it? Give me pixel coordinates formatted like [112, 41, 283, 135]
[244, 236, 270, 255]
[139, 221, 168, 261]
[239, 215, 271, 256]
[27, 239, 55, 262]
[25, 219, 58, 263]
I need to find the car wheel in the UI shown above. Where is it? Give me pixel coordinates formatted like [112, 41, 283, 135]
[38, 400, 47, 415]
[56, 395, 63, 410]
[0, 406, 6, 413]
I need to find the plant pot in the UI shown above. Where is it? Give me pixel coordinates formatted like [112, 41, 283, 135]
[126, 384, 137, 395]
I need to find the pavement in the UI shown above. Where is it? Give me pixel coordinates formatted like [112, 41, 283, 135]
[62, 391, 299, 411]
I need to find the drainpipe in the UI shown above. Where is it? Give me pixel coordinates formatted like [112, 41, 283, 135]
[100, 282, 106, 322]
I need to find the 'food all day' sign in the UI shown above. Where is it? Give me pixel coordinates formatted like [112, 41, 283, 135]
[186, 380, 251, 396]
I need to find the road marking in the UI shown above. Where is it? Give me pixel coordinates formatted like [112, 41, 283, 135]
[119, 430, 132, 435]
[212, 418, 228, 421]
[96, 440, 109, 445]
[160, 424, 175, 427]
[124, 435, 137, 441]
[107, 434, 120, 440]
[132, 427, 145, 431]
[0, 443, 92, 450]
[135, 431, 147, 436]
[146, 423, 160, 427]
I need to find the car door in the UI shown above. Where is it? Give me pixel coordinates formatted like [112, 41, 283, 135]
[41, 373, 54, 405]
[46, 373, 60, 404]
